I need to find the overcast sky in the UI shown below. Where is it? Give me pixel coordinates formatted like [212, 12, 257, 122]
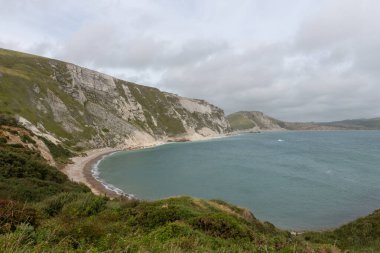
[1, 0, 379, 121]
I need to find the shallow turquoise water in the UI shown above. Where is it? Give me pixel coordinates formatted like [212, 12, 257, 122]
[97, 131, 380, 230]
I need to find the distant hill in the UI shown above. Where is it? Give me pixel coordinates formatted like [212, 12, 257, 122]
[226, 111, 342, 132]
[1, 118, 379, 252]
[318, 118, 380, 130]
[1, 48, 380, 252]
[226, 111, 284, 131]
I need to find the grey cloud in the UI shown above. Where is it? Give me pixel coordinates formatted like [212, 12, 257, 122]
[1, 0, 380, 121]
[57, 21, 228, 71]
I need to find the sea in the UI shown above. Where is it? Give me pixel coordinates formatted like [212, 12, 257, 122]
[95, 131, 380, 230]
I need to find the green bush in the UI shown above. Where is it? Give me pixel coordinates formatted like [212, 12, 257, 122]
[0, 200, 36, 233]
[0, 223, 36, 252]
[190, 213, 253, 240]
[61, 194, 107, 217]
[38, 136, 73, 162]
[0, 137, 6, 144]
[0, 115, 18, 127]
[20, 135, 36, 144]
[8, 143, 23, 148]
[130, 202, 195, 230]
[302, 209, 380, 252]
[40, 192, 81, 217]
[0, 143, 88, 202]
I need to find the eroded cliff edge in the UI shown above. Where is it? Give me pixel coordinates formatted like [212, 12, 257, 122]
[0, 48, 231, 149]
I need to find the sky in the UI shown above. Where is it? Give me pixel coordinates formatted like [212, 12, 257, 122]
[0, 0, 379, 122]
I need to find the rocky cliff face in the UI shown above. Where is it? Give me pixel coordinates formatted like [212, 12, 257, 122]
[0, 48, 230, 149]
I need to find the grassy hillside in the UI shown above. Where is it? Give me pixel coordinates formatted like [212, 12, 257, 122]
[227, 111, 345, 131]
[301, 209, 380, 252]
[0, 120, 346, 252]
[226, 111, 284, 131]
[318, 118, 380, 130]
[227, 113, 257, 130]
[2, 117, 379, 252]
[1, 49, 379, 252]
[0, 48, 229, 149]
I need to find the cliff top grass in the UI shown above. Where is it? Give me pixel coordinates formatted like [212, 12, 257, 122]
[0, 48, 228, 148]
[0, 121, 346, 252]
[1, 124, 379, 252]
[227, 112, 257, 130]
[1, 48, 380, 252]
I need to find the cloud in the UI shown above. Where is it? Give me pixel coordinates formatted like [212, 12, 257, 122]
[1, 0, 380, 121]
[58, 23, 227, 70]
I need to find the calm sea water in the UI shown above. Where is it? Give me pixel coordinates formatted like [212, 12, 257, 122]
[97, 131, 380, 230]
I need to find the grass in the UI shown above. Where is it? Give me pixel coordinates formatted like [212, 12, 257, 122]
[1, 48, 230, 149]
[0, 120, 379, 252]
[301, 210, 380, 252]
[0, 48, 96, 146]
[38, 136, 74, 163]
[127, 82, 186, 135]
[227, 113, 256, 130]
[1, 48, 379, 252]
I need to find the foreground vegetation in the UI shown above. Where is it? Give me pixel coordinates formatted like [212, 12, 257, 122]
[0, 121, 379, 252]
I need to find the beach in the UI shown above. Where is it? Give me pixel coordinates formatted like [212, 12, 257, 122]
[62, 148, 122, 198]
[61, 133, 231, 198]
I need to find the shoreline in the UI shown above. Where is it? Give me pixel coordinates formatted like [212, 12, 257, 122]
[62, 133, 232, 198]
[62, 147, 122, 198]
[61, 129, 350, 198]
[82, 150, 123, 198]
[63, 129, 344, 199]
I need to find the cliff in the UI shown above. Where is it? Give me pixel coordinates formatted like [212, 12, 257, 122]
[0, 48, 230, 149]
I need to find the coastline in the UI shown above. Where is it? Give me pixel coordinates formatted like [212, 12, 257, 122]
[62, 133, 232, 198]
[61, 130, 313, 198]
[62, 148, 122, 198]
[82, 149, 123, 198]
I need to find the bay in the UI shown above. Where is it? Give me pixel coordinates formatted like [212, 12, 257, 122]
[97, 131, 380, 230]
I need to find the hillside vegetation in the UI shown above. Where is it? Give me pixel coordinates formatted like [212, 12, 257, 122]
[1, 49, 380, 252]
[1, 119, 379, 252]
[0, 48, 230, 149]
[318, 118, 380, 130]
[0, 122, 325, 252]
[227, 111, 284, 131]
[227, 111, 343, 132]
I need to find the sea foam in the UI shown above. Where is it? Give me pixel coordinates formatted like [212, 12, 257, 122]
[91, 151, 136, 199]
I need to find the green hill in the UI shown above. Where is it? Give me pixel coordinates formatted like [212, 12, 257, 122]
[0, 48, 230, 150]
[226, 111, 285, 131]
[318, 118, 380, 130]
[1, 102, 379, 253]
[1, 49, 379, 252]
[227, 111, 380, 132]
[0, 120, 339, 252]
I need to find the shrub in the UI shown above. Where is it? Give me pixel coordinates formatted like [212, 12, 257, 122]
[190, 213, 253, 240]
[61, 194, 107, 217]
[39, 136, 73, 162]
[8, 143, 23, 148]
[0, 115, 18, 127]
[0, 137, 7, 144]
[0, 223, 35, 252]
[20, 135, 36, 144]
[130, 202, 193, 230]
[0, 200, 36, 233]
[41, 192, 80, 217]
[148, 222, 194, 242]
